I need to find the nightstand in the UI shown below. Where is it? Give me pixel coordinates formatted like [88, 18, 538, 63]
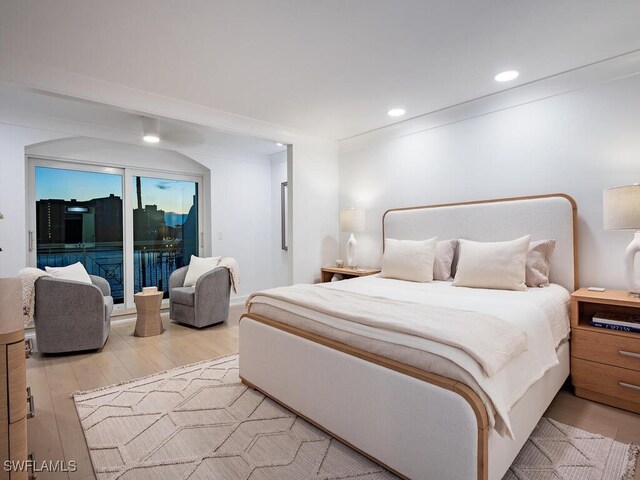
[320, 266, 381, 283]
[570, 288, 640, 414]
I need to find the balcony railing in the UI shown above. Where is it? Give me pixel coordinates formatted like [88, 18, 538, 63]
[36, 242, 186, 303]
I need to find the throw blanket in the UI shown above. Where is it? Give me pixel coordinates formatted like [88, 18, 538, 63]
[247, 284, 527, 377]
[18, 267, 50, 328]
[218, 257, 240, 294]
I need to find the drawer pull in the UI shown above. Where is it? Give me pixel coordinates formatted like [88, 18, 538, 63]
[25, 338, 34, 358]
[618, 381, 640, 392]
[28, 452, 36, 479]
[619, 350, 640, 360]
[26, 386, 35, 418]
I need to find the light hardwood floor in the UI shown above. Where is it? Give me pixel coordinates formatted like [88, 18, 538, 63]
[26, 306, 639, 480]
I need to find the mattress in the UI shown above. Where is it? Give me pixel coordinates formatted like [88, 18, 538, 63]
[247, 275, 570, 437]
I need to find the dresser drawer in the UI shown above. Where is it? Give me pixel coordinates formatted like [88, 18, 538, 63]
[572, 329, 640, 372]
[7, 341, 27, 423]
[8, 417, 27, 480]
[572, 357, 640, 405]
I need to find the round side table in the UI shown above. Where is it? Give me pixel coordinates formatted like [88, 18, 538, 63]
[134, 291, 164, 337]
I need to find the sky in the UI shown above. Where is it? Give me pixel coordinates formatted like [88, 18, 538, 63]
[36, 167, 197, 214]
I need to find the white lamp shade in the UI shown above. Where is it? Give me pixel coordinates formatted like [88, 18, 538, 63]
[603, 184, 640, 230]
[340, 207, 365, 233]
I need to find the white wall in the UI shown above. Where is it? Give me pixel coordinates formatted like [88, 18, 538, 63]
[190, 151, 274, 297]
[339, 74, 640, 290]
[270, 151, 289, 287]
[291, 139, 340, 284]
[0, 125, 70, 276]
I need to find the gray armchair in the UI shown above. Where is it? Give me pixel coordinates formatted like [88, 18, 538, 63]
[169, 266, 230, 328]
[34, 275, 112, 354]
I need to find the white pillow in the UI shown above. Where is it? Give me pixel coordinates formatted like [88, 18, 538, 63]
[381, 238, 437, 283]
[453, 235, 531, 291]
[184, 255, 221, 287]
[45, 262, 92, 284]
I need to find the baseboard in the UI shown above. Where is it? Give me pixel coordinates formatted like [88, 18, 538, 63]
[230, 294, 248, 306]
[25, 298, 245, 340]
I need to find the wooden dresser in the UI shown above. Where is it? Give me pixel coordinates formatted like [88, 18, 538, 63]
[0, 278, 31, 480]
[570, 288, 640, 414]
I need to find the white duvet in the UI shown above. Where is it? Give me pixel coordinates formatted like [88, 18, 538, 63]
[247, 275, 570, 438]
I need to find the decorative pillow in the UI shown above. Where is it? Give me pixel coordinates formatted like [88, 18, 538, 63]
[184, 255, 221, 287]
[45, 262, 92, 284]
[526, 239, 556, 287]
[453, 235, 531, 291]
[381, 238, 437, 283]
[434, 239, 458, 281]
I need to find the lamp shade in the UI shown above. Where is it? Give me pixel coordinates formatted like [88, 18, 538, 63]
[340, 207, 365, 233]
[603, 184, 640, 230]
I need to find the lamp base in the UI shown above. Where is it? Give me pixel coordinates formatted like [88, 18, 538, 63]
[346, 233, 357, 269]
[624, 231, 640, 295]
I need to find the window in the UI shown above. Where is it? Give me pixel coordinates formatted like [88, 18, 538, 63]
[34, 166, 125, 303]
[133, 176, 198, 298]
[29, 158, 203, 311]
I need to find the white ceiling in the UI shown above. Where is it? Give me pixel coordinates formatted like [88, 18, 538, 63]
[0, 85, 285, 157]
[1, 1, 639, 140]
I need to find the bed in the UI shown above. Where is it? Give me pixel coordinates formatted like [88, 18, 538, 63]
[239, 194, 578, 480]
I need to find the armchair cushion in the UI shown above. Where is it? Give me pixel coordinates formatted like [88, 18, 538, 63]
[171, 286, 195, 306]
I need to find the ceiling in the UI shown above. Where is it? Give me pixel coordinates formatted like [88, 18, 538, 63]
[0, 85, 285, 157]
[1, 0, 639, 140]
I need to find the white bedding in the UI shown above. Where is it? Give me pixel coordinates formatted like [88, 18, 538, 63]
[247, 275, 570, 438]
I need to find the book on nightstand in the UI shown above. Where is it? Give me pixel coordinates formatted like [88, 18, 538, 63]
[589, 311, 640, 333]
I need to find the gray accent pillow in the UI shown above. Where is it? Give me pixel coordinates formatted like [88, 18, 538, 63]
[526, 239, 556, 287]
[434, 239, 458, 281]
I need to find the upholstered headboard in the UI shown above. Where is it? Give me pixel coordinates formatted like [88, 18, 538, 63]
[382, 194, 578, 291]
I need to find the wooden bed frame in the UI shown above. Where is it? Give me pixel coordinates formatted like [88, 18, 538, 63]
[239, 194, 578, 480]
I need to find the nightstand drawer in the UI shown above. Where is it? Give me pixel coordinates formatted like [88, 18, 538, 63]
[572, 357, 640, 405]
[572, 329, 640, 372]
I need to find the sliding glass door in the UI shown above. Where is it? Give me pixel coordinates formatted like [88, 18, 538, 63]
[132, 176, 198, 298]
[29, 159, 203, 311]
[34, 165, 125, 303]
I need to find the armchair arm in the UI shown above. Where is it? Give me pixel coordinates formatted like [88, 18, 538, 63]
[170, 266, 189, 290]
[90, 275, 111, 297]
[34, 277, 107, 351]
[195, 267, 230, 293]
[195, 267, 231, 320]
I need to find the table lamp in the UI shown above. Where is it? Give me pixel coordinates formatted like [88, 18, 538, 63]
[340, 207, 365, 268]
[603, 184, 640, 295]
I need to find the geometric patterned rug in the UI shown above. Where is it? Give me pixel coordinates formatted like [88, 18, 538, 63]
[503, 418, 638, 480]
[73, 354, 638, 480]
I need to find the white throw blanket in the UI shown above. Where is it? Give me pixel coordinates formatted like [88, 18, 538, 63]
[247, 284, 527, 377]
[218, 257, 240, 294]
[18, 267, 50, 328]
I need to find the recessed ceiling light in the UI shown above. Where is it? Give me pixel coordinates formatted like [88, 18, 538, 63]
[276, 142, 284, 147]
[494, 70, 519, 82]
[387, 108, 406, 117]
[143, 134, 160, 143]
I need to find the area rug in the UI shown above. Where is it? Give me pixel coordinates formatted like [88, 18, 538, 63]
[73, 354, 638, 480]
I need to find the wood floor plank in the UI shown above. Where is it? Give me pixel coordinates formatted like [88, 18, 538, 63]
[69, 354, 110, 392]
[25, 355, 69, 480]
